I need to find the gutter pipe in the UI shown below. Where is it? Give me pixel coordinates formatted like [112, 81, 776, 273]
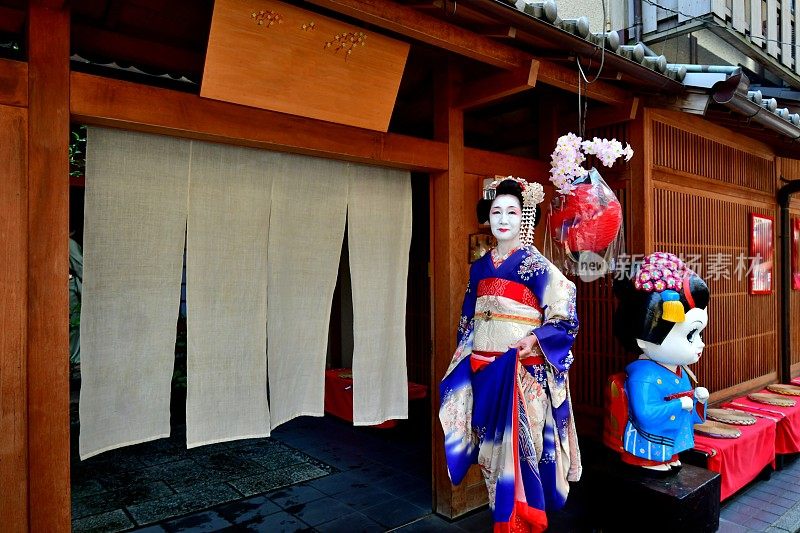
[712, 71, 800, 140]
[778, 180, 800, 382]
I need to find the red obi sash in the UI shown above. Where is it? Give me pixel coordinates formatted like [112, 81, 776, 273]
[471, 349, 545, 372]
[477, 278, 541, 312]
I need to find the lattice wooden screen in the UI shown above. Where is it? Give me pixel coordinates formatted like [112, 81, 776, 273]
[569, 122, 631, 412]
[653, 187, 778, 392]
[570, 187, 629, 410]
[792, 212, 800, 368]
[652, 121, 775, 195]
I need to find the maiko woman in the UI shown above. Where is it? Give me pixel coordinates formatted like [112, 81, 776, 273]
[439, 178, 581, 533]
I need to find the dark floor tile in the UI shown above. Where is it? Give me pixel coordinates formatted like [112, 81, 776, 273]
[163, 510, 233, 532]
[190, 450, 265, 479]
[743, 516, 773, 531]
[452, 507, 493, 532]
[402, 487, 433, 511]
[747, 488, 791, 508]
[308, 471, 370, 496]
[236, 510, 313, 532]
[754, 482, 791, 498]
[284, 496, 353, 526]
[72, 509, 134, 533]
[130, 526, 169, 533]
[333, 485, 395, 511]
[394, 514, 462, 532]
[71, 477, 106, 499]
[73, 481, 174, 519]
[313, 512, 384, 533]
[769, 479, 800, 495]
[229, 464, 331, 497]
[717, 518, 752, 533]
[360, 497, 428, 529]
[723, 502, 759, 517]
[771, 495, 800, 509]
[126, 482, 240, 525]
[311, 451, 372, 471]
[381, 472, 427, 496]
[752, 510, 781, 524]
[215, 495, 281, 526]
[266, 484, 327, 509]
[352, 462, 404, 484]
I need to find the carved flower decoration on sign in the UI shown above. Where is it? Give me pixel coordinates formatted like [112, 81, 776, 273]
[324, 31, 367, 60]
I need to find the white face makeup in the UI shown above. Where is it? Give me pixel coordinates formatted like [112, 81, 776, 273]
[489, 194, 522, 246]
[636, 307, 709, 367]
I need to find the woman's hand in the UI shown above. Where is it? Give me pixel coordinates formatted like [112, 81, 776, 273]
[510, 334, 539, 359]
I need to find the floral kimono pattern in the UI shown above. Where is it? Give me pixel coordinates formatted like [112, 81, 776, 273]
[439, 246, 581, 533]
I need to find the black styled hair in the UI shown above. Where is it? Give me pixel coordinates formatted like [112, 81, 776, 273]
[476, 179, 541, 227]
[613, 274, 710, 354]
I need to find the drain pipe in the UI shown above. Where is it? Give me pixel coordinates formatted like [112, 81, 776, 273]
[712, 71, 800, 140]
[779, 179, 800, 382]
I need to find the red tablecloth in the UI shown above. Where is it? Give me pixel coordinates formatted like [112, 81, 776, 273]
[724, 390, 800, 454]
[324, 368, 428, 429]
[693, 416, 776, 500]
[792, 377, 800, 386]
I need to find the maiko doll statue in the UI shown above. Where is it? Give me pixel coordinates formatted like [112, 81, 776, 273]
[439, 178, 581, 533]
[605, 252, 710, 473]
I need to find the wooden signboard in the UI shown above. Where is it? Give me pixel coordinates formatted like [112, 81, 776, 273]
[201, 0, 410, 132]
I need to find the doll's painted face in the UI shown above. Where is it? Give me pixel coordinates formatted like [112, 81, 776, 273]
[636, 307, 709, 367]
[489, 195, 522, 245]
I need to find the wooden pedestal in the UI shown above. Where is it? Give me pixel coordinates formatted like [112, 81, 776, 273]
[585, 452, 721, 532]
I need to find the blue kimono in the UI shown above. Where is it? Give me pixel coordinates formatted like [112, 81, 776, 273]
[439, 246, 581, 532]
[623, 359, 705, 462]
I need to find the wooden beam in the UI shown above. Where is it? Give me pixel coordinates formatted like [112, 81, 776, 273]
[0, 104, 29, 533]
[304, 0, 631, 105]
[464, 148, 549, 178]
[565, 97, 640, 131]
[70, 73, 448, 171]
[480, 25, 517, 39]
[536, 60, 629, 106]
[71, 25, 205, 76]
[586, 97, 639, 130]
[0, 59, 27, 107]
[306, 0, 528, 69]
[27, 2, 71, 532]
[0, 6, 25, 34]
[456, 60, 538, 110]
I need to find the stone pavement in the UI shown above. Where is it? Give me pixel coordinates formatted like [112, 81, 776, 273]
[717, 455, 800, 533]
[71, 413, 800, 532]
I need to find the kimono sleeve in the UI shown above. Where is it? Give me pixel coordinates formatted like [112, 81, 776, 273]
[456, 262, 479, 347]
[531, 262, 579, 375]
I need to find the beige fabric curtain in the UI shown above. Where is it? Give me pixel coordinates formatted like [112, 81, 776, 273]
[185, 141, 275, 447]
[267, 155, 349, 428]
[347, 168, 412, 425]
[79, 127, 190, 459]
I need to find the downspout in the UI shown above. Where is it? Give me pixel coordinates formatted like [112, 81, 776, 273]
[778, 180, 800, 382]
[712, 71, 800, 140]
[633, 0, 642, 42]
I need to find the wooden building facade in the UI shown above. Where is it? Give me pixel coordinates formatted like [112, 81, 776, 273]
[2, 0, 800, 529]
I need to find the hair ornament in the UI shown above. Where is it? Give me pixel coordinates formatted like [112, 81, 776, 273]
[633, 252, 696, 323]
[660, 290, 685, 323]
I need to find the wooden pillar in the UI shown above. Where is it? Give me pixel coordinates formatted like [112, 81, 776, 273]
[431, 61, 475, 518]
[27, 2, 71, 531]
[627, 108, 649, 255]
[0, 101, 29, 532]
